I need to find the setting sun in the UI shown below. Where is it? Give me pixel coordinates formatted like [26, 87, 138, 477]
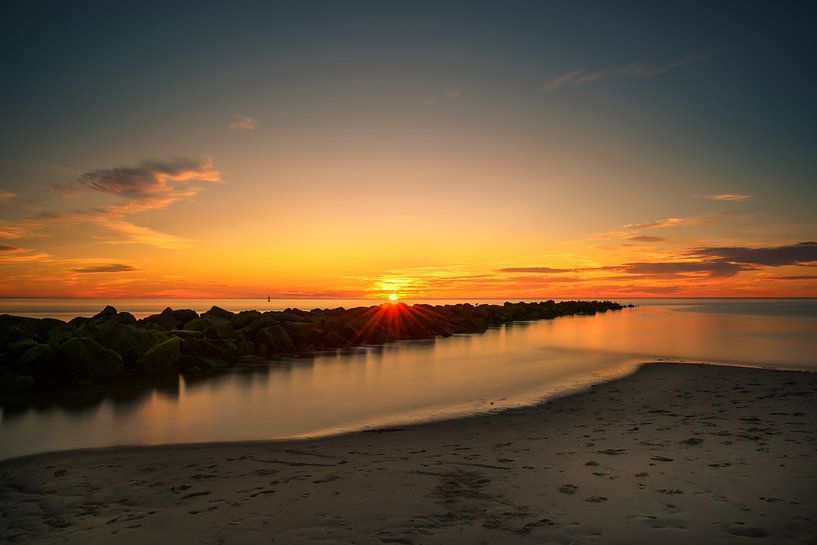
[387, 294, 399, 302]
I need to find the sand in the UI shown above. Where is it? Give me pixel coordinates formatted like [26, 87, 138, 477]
[1, 362, 816, 544]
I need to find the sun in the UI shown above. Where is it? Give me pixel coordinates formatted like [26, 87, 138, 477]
[387, 294, 399, 302]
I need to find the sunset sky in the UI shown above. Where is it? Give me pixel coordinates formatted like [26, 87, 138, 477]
[1, 1, 816, 299]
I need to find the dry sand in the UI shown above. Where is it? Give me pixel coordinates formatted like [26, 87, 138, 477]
[1, 362, 816, 544]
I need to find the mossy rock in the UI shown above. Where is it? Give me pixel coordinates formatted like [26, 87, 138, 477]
[47, 323, 85, 348]
[0, 372, 34, 393]
[203, 323, 238, 340]
[138, 337, 181, 374]
[7, 338, 39, 356]
[56, 337, 124, 381]
[256, 324, 296, 354]
[183, 318, 208, 332]
[94, 322, 155, 367]
[203, 306, 234, 323]
[15, 343, 56, 380]
[230, 310, 262, 329]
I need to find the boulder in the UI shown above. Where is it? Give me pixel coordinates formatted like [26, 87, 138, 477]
[56, 337, 124, 381]
[256, 324, 297, 354]
[180, 338, 236, 362]
[94, 322, 155, 367]
[138, 337, 181, 374]
[0, 372, 34, 393]
[112, 312, 138, 325]
[203, 306, 234, 323]
[47, 323, 85, 348]
[230, 310, 262, 329]
[15, 343, 55, 380]
[7, 338, 39, 357]
[1, 325, 39, 349]
[203, 323, 238, 340]
[171, 309, 199, 324]
[182, 318, 208, 332]
[142, 307, 180, 329]
[91, 305, 118, 321]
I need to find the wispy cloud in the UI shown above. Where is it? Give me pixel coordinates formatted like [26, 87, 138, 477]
[538, 70, 583, 93]
[229, 115, 257, 131]
[496, 266, 574, 273]
[593, 215, 709, 239]
[0, 190, 16, 202]
[626, 235, 667, 243]
[0, 246, 52, 263]
[539, 53, 710, 93]
[704, 193, 752, 202]
[72, 263, 138, 273]
[101, 221, 192, 250]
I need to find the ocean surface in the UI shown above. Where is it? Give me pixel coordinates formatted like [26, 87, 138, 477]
[1, 298, 815, 460]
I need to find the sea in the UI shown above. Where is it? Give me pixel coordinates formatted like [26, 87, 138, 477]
[1, 298, 815, 460]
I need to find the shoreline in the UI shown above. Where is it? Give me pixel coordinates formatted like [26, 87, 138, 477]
[0, 359, 809, 464]
[2, 361, 815, 544]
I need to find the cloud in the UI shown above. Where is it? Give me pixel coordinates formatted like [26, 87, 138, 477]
[539, 53, 710, 93]
[497, 267, 575, 273]
[0, 158, 223, 249]
[776, 275, 817, 280]
[0, 190, 15, 202]
[230, 115, 257, 131]
[690, 241, 817, 266]
[102, 221, 192, 250]
[593, 216, 707, 240]
[624, 216, 706, 230]
[538, 70, 583, 93]
[56, 158, 220, 213]
[705, 193, 752, 202]
[619, 261, 747, 278]
[443, 88, 463, 99]
[626, 235, 667, 243]
[72, 264, 138, 273]
[0, 245, 18, 251]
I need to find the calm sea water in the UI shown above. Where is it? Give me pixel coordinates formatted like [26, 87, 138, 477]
[0, 298, 815, 460]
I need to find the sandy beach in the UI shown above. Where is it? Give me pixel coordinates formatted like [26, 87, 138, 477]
[1, 362, 815, 544]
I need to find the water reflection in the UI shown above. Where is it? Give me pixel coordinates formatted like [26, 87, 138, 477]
[1, 300, 815, 460]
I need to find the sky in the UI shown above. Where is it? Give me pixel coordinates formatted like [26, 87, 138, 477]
[1, 1, 816, 299]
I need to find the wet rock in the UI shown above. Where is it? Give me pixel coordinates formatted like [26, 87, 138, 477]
[138, 337, 182, 374]
[56, 337, 124, 381]
[183, 318, 209, 332]
[94, 322, 155, 368]
[0, 371, 34, 393]
[256, 324, 297, 355]
[230, 310, 262, 329]
[202, 306, 234, 323]
[91, 305, 119, 321]
[14, 343, 55, 379]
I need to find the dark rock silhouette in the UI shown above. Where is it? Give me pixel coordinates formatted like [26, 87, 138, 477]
[0, 300, 624, 391]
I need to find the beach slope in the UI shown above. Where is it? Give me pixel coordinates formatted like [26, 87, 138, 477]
[1, 362, 815, 544]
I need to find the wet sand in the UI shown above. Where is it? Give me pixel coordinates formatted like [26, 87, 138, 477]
[1, 362, 816, 544]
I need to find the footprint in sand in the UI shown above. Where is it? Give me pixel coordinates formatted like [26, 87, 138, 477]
[725, 523, 768, 538]
[597, 448, 626, 455]
[584, 496, 608, 503]
[559, 484, 578, 494]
